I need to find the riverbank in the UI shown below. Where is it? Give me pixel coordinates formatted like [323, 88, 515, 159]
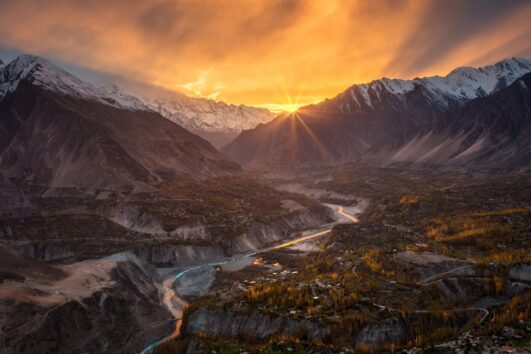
[140, 203, 362, 353]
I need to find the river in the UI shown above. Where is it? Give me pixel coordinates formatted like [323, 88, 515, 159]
[140, 203, 360, 353]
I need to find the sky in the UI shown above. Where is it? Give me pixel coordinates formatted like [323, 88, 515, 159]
[0, 0, 530, 112]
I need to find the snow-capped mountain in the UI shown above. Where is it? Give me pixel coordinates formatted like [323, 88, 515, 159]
[0, 55, 273, 147]
[147, 96, 273, 133]
[224, 57, 531, 170]
[0, 55, 147, 111]
[0, 55, 240, 189]
[145, 96, 274, 147]
[329, 57, 531, 113]
[384, 72, 531, 170]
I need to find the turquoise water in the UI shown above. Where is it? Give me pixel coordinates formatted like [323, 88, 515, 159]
[139, 255, 255, 353]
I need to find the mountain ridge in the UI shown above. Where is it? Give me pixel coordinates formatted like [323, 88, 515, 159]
[223, 57, 531, 170]
[381, 72, 531, 170]
[0, 55, 240, 190]
[0, 54, 274, 148]
[304, 57, 531, 113]
[0, 55, 148, 111]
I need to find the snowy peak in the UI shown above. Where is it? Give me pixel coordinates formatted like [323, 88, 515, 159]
[146, 95, 274, 134]
[342, 57, 531, 111]
[424, 57, 531, 99]
[1, 55, 68, 91]
[0, 54, 147, 111]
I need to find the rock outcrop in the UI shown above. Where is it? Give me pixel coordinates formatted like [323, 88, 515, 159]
[355, 317, 406, 348]
[0, 245, 173, 354]
[182, 307, 330, 342]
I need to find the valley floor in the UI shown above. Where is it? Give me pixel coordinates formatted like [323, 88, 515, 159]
[0, 166, 529, 353]
[141, 203, 361, 353]
[152, 166, 531, 353]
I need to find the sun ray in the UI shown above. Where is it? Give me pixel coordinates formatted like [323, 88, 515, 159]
[293, 112, 334, 162]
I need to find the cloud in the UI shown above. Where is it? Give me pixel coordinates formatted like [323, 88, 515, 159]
[467, 30, 531, 66]
[0, 0, 529, 109]
[386, 0, 531, 76]
[135, 0, 307, 60]
[177, 68, 226, 100]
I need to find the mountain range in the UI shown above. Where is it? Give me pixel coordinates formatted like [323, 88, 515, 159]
[223, 57, 531, 171]
[0, 55, 274, 149]
[146, 95, 274, 148]
[1, 54, 530, 189]
[0, 55, 240, 190]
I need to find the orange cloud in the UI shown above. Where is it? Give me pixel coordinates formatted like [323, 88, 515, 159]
[0, 0, 530, 112]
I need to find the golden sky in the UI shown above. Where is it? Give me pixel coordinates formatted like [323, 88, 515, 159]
[0, 0, 530, 112]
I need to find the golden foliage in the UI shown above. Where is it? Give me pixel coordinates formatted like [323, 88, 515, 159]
[361, 249, 395, 277]
[400, 195, 419, 205]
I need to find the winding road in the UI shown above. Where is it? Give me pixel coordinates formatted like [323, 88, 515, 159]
[140, 203, 359, 353]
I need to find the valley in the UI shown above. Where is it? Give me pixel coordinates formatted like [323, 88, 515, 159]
[0, 51, 530, 354]
[140, 203, 360, 354]
[152, 167, 530, 353]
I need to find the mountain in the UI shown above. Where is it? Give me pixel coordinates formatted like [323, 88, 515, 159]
[223, 57, 531, 170]
[0, 55, 147, 111]
[385, 72, 531, 170]
[0, 55, 240, 190]
[146, 95, 274, 148]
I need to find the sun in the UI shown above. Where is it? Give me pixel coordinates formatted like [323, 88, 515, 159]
[258, 103, 304, 114]
[283, 103, 302, 113]
[257, 82, 306, 113]
[281, 88, 303, 113]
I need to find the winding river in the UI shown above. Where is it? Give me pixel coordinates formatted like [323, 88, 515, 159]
[140, 203, 360, 354]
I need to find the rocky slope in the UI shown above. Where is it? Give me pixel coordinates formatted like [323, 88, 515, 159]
[0, 55, 240, 190]
[0, 244, 173, 354]
[382, 72, 531, 169]
[223, 57, 531, 170]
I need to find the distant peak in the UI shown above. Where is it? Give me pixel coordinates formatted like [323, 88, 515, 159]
[445, 57, 531, 77]
[0, 58, 4, 66]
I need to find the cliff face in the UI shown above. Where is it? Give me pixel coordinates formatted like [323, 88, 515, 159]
[181, 308, 407, 350]
[182, 307, 330, 341]
[0, 247, 173, 354]
[355, 317, 406, 348]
